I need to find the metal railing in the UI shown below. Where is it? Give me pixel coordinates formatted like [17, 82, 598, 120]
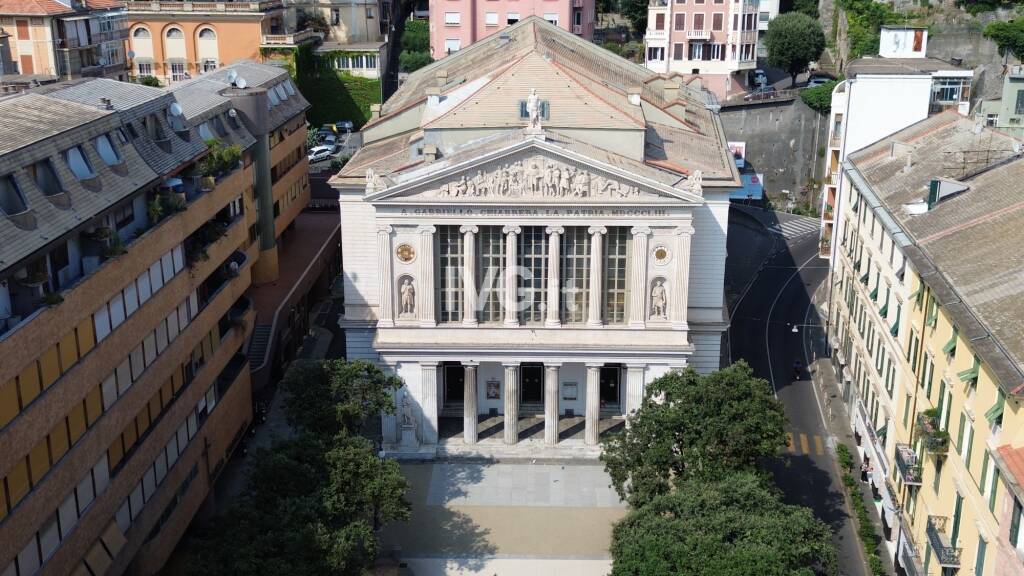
[261, 28, 321, 45]
[926, 516, 962, 567]
[686, 29, 711, 40]
[895, 443, 922, 485]
[829, 171, 839, 186]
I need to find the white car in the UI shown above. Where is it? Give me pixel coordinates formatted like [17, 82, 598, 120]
[308, 146, 333, 163]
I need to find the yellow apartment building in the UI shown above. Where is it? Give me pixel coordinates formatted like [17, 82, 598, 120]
[0, 60, 312, 576]
[828, 110, 1024, 576]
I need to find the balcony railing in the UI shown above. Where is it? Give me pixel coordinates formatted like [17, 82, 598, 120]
[915, 410, 949, 455]
[126, 0, 282, 13]
[686, 30, 711, 40]
[894, 443, 922, 485]
[261, 28, 321, 46]
[648, 0, 668, 5]
[829, 134, 841, 148]
[829, 171, 839, 186]
[572, 24, 582, 34]
[645, 28, 667, 40]
[926, 516, 962, 567]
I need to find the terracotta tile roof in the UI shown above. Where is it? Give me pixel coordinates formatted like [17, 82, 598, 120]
[997, 445, 1024, 496]
[0, 0, 75, 15]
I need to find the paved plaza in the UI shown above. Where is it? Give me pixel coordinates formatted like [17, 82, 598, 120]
[380, 462, 627, 575]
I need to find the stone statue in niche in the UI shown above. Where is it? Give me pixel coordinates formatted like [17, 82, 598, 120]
[527, 88, 542, 131]
[401, 392, 416, 428]
[651, 280, 668, 319]
[400, 278, 416, 317]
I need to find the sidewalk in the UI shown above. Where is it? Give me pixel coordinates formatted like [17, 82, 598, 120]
[805, 285, 895, 576]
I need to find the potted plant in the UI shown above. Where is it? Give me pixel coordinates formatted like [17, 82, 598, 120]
[41, 292, 64, 306]
[147, 197, 164, 224]
[86, 226, 112, 242]
[104, 236, 127, 258]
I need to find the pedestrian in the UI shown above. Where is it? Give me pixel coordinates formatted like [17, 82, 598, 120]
[860, 462, 869, 483]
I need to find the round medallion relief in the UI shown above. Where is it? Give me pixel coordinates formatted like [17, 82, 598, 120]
[652, 245, 671, 266]
[396, 243, 416, 263]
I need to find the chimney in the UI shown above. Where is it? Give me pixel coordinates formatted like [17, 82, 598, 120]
[426, 86, 441, 106]
[436, 69, 448, 88]
[100, 97, 113, 110]
[370, 103, 382, 119]
[423, 144, 438, 162]
[627, 85, 642, 106]
[664, 81, 679, 102]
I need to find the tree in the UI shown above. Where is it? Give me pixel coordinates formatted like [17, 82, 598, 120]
[402, 19, 430, 54]
[610, 472, 837, 576]
[792, 0, 819, 19]
[764, 12, 826, 87]
[985, 19, 1024, 62]
[400, 50, 434, 73]
[620, 0, 648, 37]
[137, 75, 161, 87]
[279, 359, 402, 437]
[601, 362, 787, 507]
[799, 79, 839, 113]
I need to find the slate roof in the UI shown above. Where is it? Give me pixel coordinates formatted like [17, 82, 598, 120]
[848, 111, 1024, 395]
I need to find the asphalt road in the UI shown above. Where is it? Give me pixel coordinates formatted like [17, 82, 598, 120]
[727, 208, 866, 576]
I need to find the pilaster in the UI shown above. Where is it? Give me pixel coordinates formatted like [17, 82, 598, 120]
[417, 225, 436, 327]
[625, 363, 646, 418]
[671, 224, 694, 330]
[377, 225, 394, 327]
[628, 226, 651, 328]
[420, 361, 439, 444]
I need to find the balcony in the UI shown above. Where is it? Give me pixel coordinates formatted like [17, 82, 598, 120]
[645, 28, 667, 40]
[829, 133, 841, 148]
[894, 443, 922, 485]
[573, 0, 584, 6]
[915, 409, 949, 455]
[126, 0, 282, 13]
[926, 516, 962, 567]
[829, 171, 839, 186]
[648, 0, 668, 5]
[260, 28, 321, 46]
[572, 24, 582, 35]
[686, 30, 711, 40]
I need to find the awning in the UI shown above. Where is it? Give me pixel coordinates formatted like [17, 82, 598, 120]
[909, 286, 921, 306]
[942, 330, 958, 356]
[879, 301, 889, 317]
[870, 285, 879, 301]
[959, 357, 981, 383]
[860, 271, 869, 284]
[985, 391, 1004, 425]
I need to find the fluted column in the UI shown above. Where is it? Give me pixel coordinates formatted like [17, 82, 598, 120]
[585, 363, 602, 445]
[671, 224, 695, 330]
[544, 363, 561, 445]
[503, 225, 521, 327]
[381, 363, 398, 443]
[420, 362, 439, 444]
[628, 226, 651, 328]
[417, 225, 436, 327]
[463, 362, 478, 445]
[461, 225, 478, 326]
[587, 226, 607, 327]
[503, 362, 520, 445]
[625, 364, 645, 418]
[545, 226, 563, 328]
[377, 225, 395, 327]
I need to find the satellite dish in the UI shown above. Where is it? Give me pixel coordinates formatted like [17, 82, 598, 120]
[227, 70, 238, 83]
[235, 77, 247, 89]
[228, 108, 238, 118]
[170, 102, 183, 116]
[127, 50, 135, 59]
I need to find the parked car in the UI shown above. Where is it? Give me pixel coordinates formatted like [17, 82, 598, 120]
[753, 69, 768, 87]
[335, 120, 353, 133]
[806, 76, 833, 88]
[323, 134, 337, 148]
[308, 145, 334, 163]
[743, 85, 778, 101]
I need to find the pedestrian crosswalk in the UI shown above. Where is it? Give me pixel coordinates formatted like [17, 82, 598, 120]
[768, 216, 821, 239]
[785, 431, 828, 456]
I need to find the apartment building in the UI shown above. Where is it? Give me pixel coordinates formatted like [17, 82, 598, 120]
[827, 110, 1024, 576]
[0, 0, 127, 80]
[429, 0, 595, 59]
[0, 60, 310, 576]
[975, 65, 1024, 139]
[642, 0, 760, 101]
[818, 26, 972, 260]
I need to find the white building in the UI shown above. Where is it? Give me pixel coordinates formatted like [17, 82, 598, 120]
[332, 17, 739, 455]
[818, 26, 972, 260]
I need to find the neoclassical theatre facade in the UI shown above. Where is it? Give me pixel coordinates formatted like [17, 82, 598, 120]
[332, 17, 740, 453]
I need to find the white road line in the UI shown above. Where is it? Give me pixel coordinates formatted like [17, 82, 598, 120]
[801, 296, 831, 439]
[764, 250, 820, 398]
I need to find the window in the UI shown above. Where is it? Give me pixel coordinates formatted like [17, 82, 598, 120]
[366, 7, 374, 18]
[688, 42, 703, 60]
[94, 134, 122, 166]
[560, 227, 590, 324]
[444, 38, 461, 53]
[0, 175, 28, 216]
[674, 13, 685, 30]
[438, 226, 464, 323]
[693, 13, 705, 29]
[507, 12, 520, 24]
[1015, 90, 1024, 116]
[444, 12, 461, 25]
[477, 227, 505, 323]
[197, 27, 215, 39]
[932, 77, 970, 104]
[544, 13, 559, 26]
[518, 227, 547, 324]
[165, 27, 184, 39]
[202, 59, 217, 73]
[603, 228, 628, 324]
[655, 13, 665, 30]
[485, 11, 498, 26]
[64, 146, 95, 180]
[1012, 498, 1024, 553]
[137, 62, 152, 76]
[647, 46, 665, 61]
[28, 159, 62, 197]
[712, 13, 723, 30]
[133, 27, 150, 39]
[331, 8, 340, 24]
[170, 62, 186, 82]
[759, 10, 769, 22]
[673, 43, 685, 60]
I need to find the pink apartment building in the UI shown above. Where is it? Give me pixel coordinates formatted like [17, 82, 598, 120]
[429, 0, 595, 58]
[643, 0, 760, 100]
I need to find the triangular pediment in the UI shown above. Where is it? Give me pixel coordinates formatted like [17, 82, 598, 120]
[364, 139, 703, 205]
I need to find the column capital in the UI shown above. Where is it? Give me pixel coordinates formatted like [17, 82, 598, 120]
[625, 363, 647, 370]
[588, 225, 608, 236]
[419, 360, 440, 368]
[544, 362, 563, 369]
[674, 224, 696, 236]
[630, 225, 652, 236]
[460, 224, 479, 234]
[585, 362, 605, 369]
[502, 224, 522, 235]
[377, 224, 394, 235]
[417, 224, 437, 235]
[462, 361, 480, 367]
[545, 225, 565, 235]
[501, 361, 521, 368]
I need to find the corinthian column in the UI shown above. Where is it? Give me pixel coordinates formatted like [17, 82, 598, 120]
[461, 225, 478, 326]
[417, 225, 436, 327]
[585, 363, 602, 445]
[463, 362, 478, 445]
[377, 225, 394, 327]
[671, 224, 695, 330]
[503, 225, 521, 327]
[587, 226, 607, 327]
[545, 226, 563, 328]
[628, 226, 651, 328]
[503, 362, 520, 444]
[544, 363, 561, 445]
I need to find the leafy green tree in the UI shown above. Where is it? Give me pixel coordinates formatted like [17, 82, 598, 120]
[985, 19, 1024, 61]
[137, 75, 161, 87]
[610, 472, 837, 576]
[601, 362, 787, 507]
[403, 19, 430, 53]
[620, 0, 648, 36]
[792, 0, 819, 18]
[279, 359, 402, 437]
[799, 79, 839, 113]
[400, 49, 434, 72]
[764, 12, 826, 87]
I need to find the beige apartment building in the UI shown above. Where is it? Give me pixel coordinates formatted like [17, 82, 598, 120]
[0, 60, 312, 576]
[828, 110, 1024, 576]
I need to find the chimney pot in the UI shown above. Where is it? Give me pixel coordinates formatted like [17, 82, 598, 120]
[370, 103, 382, 119]
[627, 85, 642, 106]
[664, 82, 680, 102]
[436, 70, 448, 88]
[426, 86, 441, 106]
[423, 144, 437, 162]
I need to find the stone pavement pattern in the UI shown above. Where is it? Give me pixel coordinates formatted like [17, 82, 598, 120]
[381, 462, 626, 575]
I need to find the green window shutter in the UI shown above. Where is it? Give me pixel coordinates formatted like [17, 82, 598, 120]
[957, 412, 966, 452]
[991, 472, 1000, 512]
[910, 286, 922, 307]
[985, 391, 1005, 425]
[878, 301, 889, 317]
[975, 537, 987, 576]
[890, 304, 901, 337]
[951, 493, 963, 546]
[1010, 498, 1022, 545]
[936, 378, 946, 414]
[926, 299, 938, 327]
[959, 355, 981, 384]
[870, 285, 879, 301]
[980, 451, 989, 491]
[942, 328, 958, 356]
[860, 271, 869, 284]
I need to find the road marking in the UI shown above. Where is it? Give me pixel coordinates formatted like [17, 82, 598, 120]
[800, 433, 810, 454]
[786, 433, 795, 453]
[814, 435, 825, 455]
[764, 244, 821, 398]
